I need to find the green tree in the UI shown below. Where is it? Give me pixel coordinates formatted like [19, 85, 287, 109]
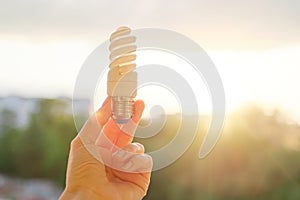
[11, 99, 77, 184]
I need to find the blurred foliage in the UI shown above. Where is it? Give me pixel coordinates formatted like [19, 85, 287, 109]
[0, 99, 77, 185]
[137, 105, 300, 200]
[0, 100, 300, 199]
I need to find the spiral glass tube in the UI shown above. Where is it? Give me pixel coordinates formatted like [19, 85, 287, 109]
[107, 27, 137, 124]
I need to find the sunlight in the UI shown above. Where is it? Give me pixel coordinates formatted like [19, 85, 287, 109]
[1, 39, 299, 122]
[0, 39, 92, 97]
[209, 47, 300, 123]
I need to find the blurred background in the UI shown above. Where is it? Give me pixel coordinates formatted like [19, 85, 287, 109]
[0, 0, 300, 199]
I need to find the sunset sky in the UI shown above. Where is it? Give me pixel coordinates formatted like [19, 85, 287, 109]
[0, 0, 299, 122]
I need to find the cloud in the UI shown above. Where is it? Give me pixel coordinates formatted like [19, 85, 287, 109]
[0, 0, 299, 49]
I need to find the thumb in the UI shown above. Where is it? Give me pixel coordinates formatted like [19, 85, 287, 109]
[77, 97, 112, 146]
[70, 97, 112, 167]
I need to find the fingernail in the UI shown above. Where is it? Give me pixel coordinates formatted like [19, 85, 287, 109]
[122, 161, 133, 170]
[131, 143, 140, 152]
[113, 150, 126, 158]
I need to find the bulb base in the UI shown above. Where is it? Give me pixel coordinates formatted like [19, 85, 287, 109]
[112, 96, 134, 124]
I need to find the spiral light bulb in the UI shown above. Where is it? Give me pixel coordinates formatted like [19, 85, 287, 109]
[107, 27, 137, 124]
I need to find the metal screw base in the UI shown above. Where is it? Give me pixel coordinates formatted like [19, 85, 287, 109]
[112, 96, 134, 124]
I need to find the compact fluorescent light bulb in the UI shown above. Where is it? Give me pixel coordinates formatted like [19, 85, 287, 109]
[107, 27, 137, 124]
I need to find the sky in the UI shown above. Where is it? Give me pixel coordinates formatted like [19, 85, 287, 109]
[0, 0, 299, 121]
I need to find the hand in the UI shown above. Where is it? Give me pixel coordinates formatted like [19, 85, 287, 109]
[60, 97, 152, 200]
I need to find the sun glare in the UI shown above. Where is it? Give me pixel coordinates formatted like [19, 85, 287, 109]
[1, 38, 299, 122]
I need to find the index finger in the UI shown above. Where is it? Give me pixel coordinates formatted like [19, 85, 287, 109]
[132, 99, 145, 123]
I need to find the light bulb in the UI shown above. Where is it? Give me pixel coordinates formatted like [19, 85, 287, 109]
[107, 27, 137, 124]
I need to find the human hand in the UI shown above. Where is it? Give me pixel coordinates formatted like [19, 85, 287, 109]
[60, 97, 152, 200]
